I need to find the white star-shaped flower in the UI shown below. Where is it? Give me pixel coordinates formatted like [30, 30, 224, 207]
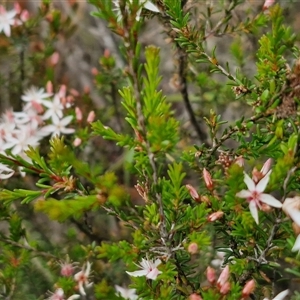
[126, 257, 162, 280]
[74, 262, 93, 296]
[0, 163, 14, 179]
[0, 5, 16, 37]
[115, 285, 138, 300]
[42, 94, 64, 121]
[21, 86, 52, 113]
[236, 170, 282, 224]
[40, 115, 75, 137]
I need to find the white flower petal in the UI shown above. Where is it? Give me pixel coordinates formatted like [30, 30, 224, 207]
[259, 193, 282, 208]
[273, 289, 289, 300]
[143, 1, 160, 12]
[126, 269, 148, 277]
[288, 209, 300, 227]
[249, 201, 259, 224]
[67, 295, 80, 300]
[260, 158, 272, 176]
[256, 170, 272, 193]
[292, 234, 300, 252]
[236, 189, 252, 199]
[147, 267, 161, 280]
[243, 172, 255, 192]
[154, 258, 162, 267]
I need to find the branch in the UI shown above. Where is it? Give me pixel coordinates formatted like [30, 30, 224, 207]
[0, 237, 58, 259]
[177, 46, 210, 145]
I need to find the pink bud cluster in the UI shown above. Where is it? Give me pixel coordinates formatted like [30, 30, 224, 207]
[205, 265, 231, 295]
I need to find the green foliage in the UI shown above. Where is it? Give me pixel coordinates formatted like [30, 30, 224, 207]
[1, 0, 300, 299]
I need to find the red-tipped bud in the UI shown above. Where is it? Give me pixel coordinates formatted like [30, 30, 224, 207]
[58, 85, 67, 98]
[84, 85, 90, 94]
[70, 88, 80, 97]
[46, 81, 53, 94]
[14, 3, 22, 14]
[91, 67, 99, 76]
[75, 107, 83, 122]
[49, 51, 60, 66]
[104, 49, 111, 58]
[261, 158, 272, 176]
[217, 265, 230, 288]
[263, 0, 275, 10]
[189, 294, 202, 300]
[206, 266, 216, 284]
[188, 242, 198, 254]
[186, 184, 201, 202]
[73, 137, 82, 147]
[203, 168, 213, 190]
[260, 203, 272, 212]
[220, 281, 230, 295]
[242, 279, 256, 297]
[87, 111, 96, 123]
[20, 10, 29, 22]
[207, 211, 224, 222]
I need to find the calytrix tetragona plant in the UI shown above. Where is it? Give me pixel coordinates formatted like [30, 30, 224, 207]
[0, 0, 300, 299]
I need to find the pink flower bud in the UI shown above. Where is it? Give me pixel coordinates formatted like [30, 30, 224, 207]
[70, 88, 80, 97]
[207, 211, 224, 222]
[75, 107, 83, 122]
[20, 10, 29, 22]
[217, 265, 230, 288]
[220, 281, 230, 295]
[242, 279, 255, 297]
[206, 266, 216, 284]
[50, 52, 60, 66]
[104, 49, 110, 58]
[189, 293, 202, 300]
[91, 67, 99, 76]
[263, 0, 275, 10]
[73, 138, 82, 147]
[46, 81, 53, 94]
[58, 85, 67, 98]
[188, 242, 198, 254]
[14, 3, 22, 14]
[261, 158, 272, 176]
[203, 168, 213, 190]
[87, 111, 96, 123]
[84, 85, 90, 94]
[186, 184, 201, 202]
[260, 203, 272, 212]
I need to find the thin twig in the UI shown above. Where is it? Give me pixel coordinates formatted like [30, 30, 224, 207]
[0, 238, 57, 259]
[205, 112, 267, 166]
[177, 46, 209, 145]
